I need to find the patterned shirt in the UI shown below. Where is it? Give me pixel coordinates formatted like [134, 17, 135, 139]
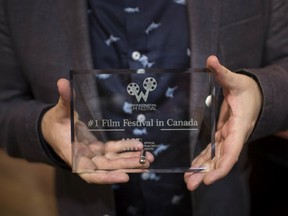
[88, 0, 192, 215]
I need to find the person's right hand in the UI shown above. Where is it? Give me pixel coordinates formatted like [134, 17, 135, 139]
[41, 78, 154, 184]
[275, 130, 288, 139]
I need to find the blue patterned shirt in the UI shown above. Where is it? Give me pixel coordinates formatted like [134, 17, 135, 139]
[88, 0, 192, 215]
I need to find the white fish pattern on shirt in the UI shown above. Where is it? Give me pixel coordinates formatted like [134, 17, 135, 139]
[133, 128, 147, 136]
[165, 86, 178, 98]
[173, 0, 186, 5]
[171, 194, 184, 205]
[105, 34, 120, 46]
[123, 101, 133, 114]
[96, 74, 111, 80]
[138, 54, 155, 68]
[153, 144, 169, 156]
[90, 2, 190, 214]
[124, 7, 140, 13]
[145, 21, 162, 34]
[187, 48, 191, 56]
[141, 172, 161, 181]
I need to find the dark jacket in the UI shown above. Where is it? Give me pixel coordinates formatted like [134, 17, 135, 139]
[1, 0, 288, 215]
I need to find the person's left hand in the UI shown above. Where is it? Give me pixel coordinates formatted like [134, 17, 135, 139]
[184, 55, 262, 190]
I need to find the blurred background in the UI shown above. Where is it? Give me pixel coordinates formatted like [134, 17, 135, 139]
[0, 137, 288, 216]
[249, 136, 288, 216]
[0, 149, 56, 216]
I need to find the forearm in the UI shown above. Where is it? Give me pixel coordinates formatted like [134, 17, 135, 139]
[242, 0, 288, 141]
[242, 60, 288, 141]
[0, 99, 55, 163]
[0, 1, 60, 166]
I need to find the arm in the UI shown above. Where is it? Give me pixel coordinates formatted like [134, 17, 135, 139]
[41, 78, 154, 183]
[185, 56, 263, 189]
[0, 1, 153, 184]
[242, 0, 288, 141]
[185, 1, 288, 190]
[0, 1, 54, 165]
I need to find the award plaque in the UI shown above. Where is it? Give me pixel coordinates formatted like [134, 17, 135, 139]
[70, 69, 216, 173]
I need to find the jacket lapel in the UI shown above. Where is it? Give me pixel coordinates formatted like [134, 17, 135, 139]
[58, 0, 103, 121]
[186, 0, 222, 158]
[58, 0, 93, 68]
[187, 0, 222, 67]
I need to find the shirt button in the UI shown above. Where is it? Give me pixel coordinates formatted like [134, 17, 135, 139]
[131, 51, 141, 60]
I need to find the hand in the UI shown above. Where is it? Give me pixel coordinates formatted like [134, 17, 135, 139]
[74, 120, 154, 173]
[41, 78, 154, 184]
[275, 130, 288, 139]
[184, 55, 262, 190]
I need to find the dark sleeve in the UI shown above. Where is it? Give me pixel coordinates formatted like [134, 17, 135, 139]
[0, 0, 69, 169]
[240, 0, 288, 142]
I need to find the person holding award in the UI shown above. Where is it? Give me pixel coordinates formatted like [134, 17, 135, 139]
[1, 0, 288, 215]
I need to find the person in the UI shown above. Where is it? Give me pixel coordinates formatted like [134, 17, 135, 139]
[0, 0, 288, 216]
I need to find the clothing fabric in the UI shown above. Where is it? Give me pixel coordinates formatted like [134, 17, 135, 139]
[88, 1, 191, 215]
[88, 0, 190, 69]
[1, 0, 288, 216]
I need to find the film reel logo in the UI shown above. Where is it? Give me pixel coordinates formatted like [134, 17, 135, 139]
[127, 77, 157, 102]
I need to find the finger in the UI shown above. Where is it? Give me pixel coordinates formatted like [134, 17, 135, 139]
[105, 139, 144, 153]
[78, 154, 153, 181]
[106, 150, 154, 163]
[275, 130, 288, 139]
[202, 156, 234, 185]
[184, 151, 222, 191]
[203, 139, 242, 185]
[191, 145, 212, 167]
[75, 121, 98, 142]
[206, 55, 238, 90]
[55, 78, 71, 118]
[76, 151, 152, 174]
[88, 142, 104, 154]
[184, 171, 205, 191]
[184, 155, 212, 184]
[92, 156, 152, 170]
[76, 153, 98, 169]
[184, 141, 224, 190]
[106, 151, 142, 159]
[185, 154, 226, 190]
[80, 170, 130, 184]
[184, 142, 222, 190]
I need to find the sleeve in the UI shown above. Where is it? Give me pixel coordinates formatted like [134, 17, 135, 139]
[0, 0, 68, 168]
[241, 0, 288, 142]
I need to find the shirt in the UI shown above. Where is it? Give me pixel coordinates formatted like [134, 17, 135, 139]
[88, 0, 190, 69]
[88, 1, 192, 215]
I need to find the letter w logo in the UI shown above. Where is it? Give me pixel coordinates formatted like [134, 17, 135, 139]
[127, 77, 157, 102]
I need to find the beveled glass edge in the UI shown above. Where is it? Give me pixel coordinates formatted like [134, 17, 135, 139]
[69, 68, 216, 173]
[70, 68, 210, 75]
[74, 167, 207, 174]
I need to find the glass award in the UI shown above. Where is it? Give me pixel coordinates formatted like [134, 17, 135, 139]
[70, 69, 216, 173]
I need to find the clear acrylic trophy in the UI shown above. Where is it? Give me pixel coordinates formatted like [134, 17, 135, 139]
[70, 68, 216, 173]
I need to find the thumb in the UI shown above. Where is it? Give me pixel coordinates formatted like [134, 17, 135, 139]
[206, 55, 238, 89]
[55, 78, 71, 118]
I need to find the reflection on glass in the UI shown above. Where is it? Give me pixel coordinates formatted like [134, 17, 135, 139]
[70, 69, 215, 173]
